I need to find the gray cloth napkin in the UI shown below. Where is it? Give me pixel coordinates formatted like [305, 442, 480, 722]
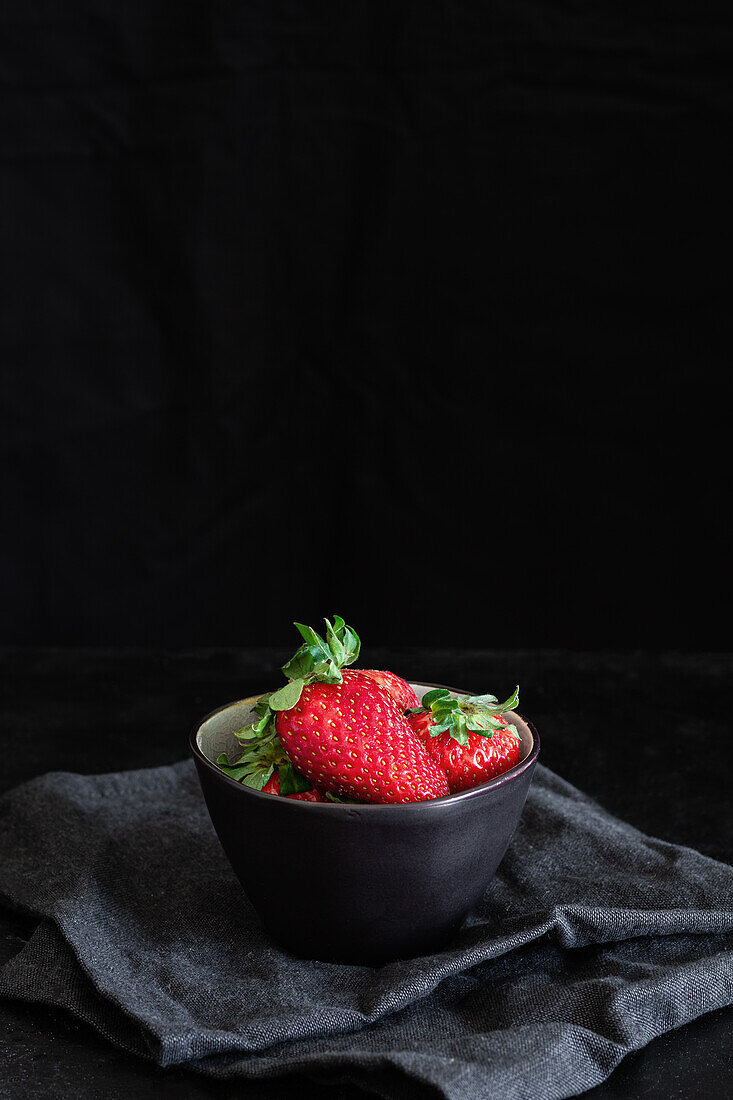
[0, 760, 731, 1100]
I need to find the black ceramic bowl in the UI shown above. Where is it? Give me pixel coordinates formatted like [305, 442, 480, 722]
[190, 683, 539, 965]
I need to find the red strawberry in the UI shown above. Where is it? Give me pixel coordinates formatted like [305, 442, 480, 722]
[356, 669, 420, 711]
[275, 669, 449, 803]
[262, 772, 326, 802]
[408, 695, 521, 794]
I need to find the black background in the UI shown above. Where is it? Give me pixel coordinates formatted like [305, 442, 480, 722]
[3, 1, 731, 652]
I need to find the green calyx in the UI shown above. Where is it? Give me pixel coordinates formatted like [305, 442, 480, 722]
[275, 615, 361, 708]
[216, 709, 312, 793]
[412, 685, 521, 748]
[217, 615, 360, 788]
[216, 723, 285, 790]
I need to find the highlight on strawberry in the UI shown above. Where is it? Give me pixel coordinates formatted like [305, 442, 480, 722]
[216, 616, 521, 804]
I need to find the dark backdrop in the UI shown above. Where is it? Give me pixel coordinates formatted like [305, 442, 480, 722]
[2, 2, 731, 651]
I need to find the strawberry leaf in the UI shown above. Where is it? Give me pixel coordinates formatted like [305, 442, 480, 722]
[324, 617, 345, 665]
[253, 693, 272, 716]
[428, 717, 454, 737]
[234, 724, 264, 741]
[340, 624, 361, 667]
[282, 616, 359, 688]
[215, 754, 255, 782]
[493, 686, 520, 714]
[235, 708, 273, 739]
[422, 688, 451, 707]
[431, 697, 460, 716]
[278, 761, 312, 795]
[270, 678, 305, 711]
[464, 712, 506, 732]
[311, 658, 343, 684]
[454, 712, 470, 745]
[293, 622, 331, 661]
[283, 617, 359, 684]
[234, 708, 277, 743]
[240, 766, 274, 791]
[281, 644, 318, 682]
[217, 725, 290, 788]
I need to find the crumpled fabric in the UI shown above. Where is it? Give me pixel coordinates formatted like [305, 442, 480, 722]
[1, 760, 731, 1100]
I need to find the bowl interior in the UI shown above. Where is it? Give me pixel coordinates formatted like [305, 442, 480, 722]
[196, 683, 534, 776]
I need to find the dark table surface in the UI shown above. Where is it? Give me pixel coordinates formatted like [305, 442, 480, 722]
[1, 646, 731, 1099]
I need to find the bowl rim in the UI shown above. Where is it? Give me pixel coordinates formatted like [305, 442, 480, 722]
[189, 680, 540, 813]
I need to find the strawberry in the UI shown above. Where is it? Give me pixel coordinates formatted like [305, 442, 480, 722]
[262, 772, 326, 802]
[275, 669, 449, 803]
[217, 615, 364, 792]
[357, 669, 420, 711]
[407, 687, 522, 794]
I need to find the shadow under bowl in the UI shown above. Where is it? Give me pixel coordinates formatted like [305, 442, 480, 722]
[190, 682, 540, 965]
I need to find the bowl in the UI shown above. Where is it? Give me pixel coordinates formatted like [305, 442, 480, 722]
[190, 682, 539, 965]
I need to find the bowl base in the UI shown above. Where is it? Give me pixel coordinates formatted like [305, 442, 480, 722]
[268, 922, 462, 967]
